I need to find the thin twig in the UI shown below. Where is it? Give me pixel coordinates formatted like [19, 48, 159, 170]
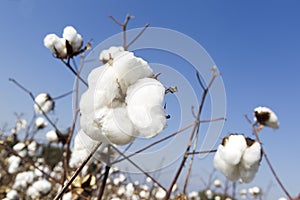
[126, 23, 150, 49]
[54, 142, 102, 200]
[97, 165, 111, 200]
[61, 59, 88, 87]
[187, 149, 217, 155]
[164, 72, 218, 200]
[111, 145, 167, 191]
[244, 115, 293, 200]
[52, 90, 74, 100]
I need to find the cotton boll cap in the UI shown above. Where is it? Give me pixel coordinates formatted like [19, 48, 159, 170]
[254, 106, 279, 129]
[34, 93, 55, 114]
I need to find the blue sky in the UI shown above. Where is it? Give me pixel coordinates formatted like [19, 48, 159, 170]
[1, 0, 300, 199]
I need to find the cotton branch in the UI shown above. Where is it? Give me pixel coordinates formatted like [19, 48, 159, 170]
[244, 115, 294, 200]
[109, 14, 150, 50]
[164, 71, 220, 200]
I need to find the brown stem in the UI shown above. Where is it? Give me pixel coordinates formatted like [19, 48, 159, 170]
[97, 165, 111, 200]
[244, 115, 293, 200]
[164, 72, 218, 200]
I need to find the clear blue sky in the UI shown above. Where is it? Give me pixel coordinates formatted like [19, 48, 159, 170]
[1, 1, 300, 199]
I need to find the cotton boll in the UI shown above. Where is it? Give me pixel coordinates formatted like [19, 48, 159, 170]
[94, 107, 137, 145]
[13, 171, 35, 190]
[28, 141, 41, 157]
[44, 33, 59, 53]
[13, 142, 26, 152]
[214, 146, 240, 181]
[46, 130, 59, 142]
[53, 38, 67, 58]
[6, 190, 19, 200]
[155, 187, 166, 200]
[16, 119, 27, 132]
[32, 179, 52, 194]
[35, 117, 48, 129]
[126, 78, 166, 138]
[7, 155, 21, 174]
[214, 179, 222, 188]
[27, 186, 40, 199]
[205, 189, 213, 199]
[62, 26, 78, 43]
[34, 93, 55, 114]
[62, 192, 73, 200]
[254, 106, 279, 129]
[71, 34, 83, 52]
[219, 134, 247, 165]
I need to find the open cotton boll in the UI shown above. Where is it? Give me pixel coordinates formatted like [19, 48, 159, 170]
[13, 171, 35, 190]
[46, 130, 59, 142]
[53, 37, 67, 58]
[30, 179, 52, 195]
[8, 155, 21, 174]
[35, 117, 48, 129]
[94, 107, 137, 145]
[219, 134, 247, 165]
[126, 78, 166, 138]
[16, 119, 27, 132]
[43, 33, 59, 52]
[214, 146, 240, 181]
[71, 34, 83, 52]
[62, 26, 78, 43]
[6, 190, 19, 200]
[13, 142, 26, 152]
[27, 186, 40, 199]
[34, 93, 55, 114]
[254, 106, 279, 129]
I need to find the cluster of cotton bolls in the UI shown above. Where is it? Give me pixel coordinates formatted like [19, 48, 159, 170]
[239, 186, 262, 199]
[44, 26, 83, 59]
[79, 46, 167, 146]
[214, 134, 262, 183]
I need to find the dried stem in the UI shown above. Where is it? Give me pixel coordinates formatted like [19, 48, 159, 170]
[244, 115, 293, 200]
[61, 59, 88, 87]
[109, 14, 149, 50]
[97, 165, 111, 200]
[54, 142, 102, 200]
[52, 90, 73, 100]
[111, 145, 167, 191]
[164, 72, 218, 200]
[187, 149, 217, 155]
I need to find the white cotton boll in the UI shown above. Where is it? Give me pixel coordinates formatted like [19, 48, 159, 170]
[35, 117, 48, 129]
[215, 196, 221, 200]
[34, 165, 50, 177]
[46, 130, 59, 142]
[214, 179, 222, 188]
[27, 186, 40, 199]
[44, 33, 59, 52]
[254, 106, 279, 129]
[8, 156, 21, 174]
[28, 141, 41, 157]
[155, 187, 166, 200]
[126, 78, 166, 138]
[71, 34, 83, 52]
[117, 185, 126, 195]
[13, 171, 35, 190]
[219, 134, 247, 165]
[214, 145, 240, 181]
[205, 189, 213, 199]
[140, 190, 150, 199]
[278, 197, 288, 200]
[63, 26, 78, 44]
[188, 191, 199, 198]
[99, 46, 124, 64]
[34, 93, 54, 114]
[6, 190, 19, 200]
[93, 107, 137, 145]
[32, 179, 52, 194]
[53, 37, 67, 58]
[125, 183, 134, 197]
[13, 142, 26, 152]
[62, 192, 73, 200]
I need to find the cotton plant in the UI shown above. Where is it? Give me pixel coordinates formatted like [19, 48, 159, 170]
[44, 26, 84, 59]
[79, 46, 167, 146]
[214, 134, 262, 183]
[34, 93, 55, 114]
